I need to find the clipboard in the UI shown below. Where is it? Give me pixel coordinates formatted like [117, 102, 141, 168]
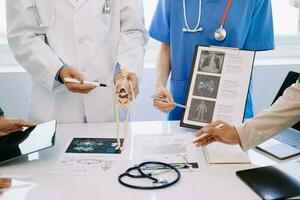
[180, 45, 256, 129]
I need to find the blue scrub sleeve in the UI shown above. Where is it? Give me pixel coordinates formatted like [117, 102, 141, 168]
[243, 0, 274, 51]
[149, 0, 171, 44]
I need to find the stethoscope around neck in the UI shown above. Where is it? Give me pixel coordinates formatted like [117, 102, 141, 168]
[182, 0, 233, 42]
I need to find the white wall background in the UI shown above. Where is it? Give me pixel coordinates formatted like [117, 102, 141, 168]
[0, 68, 31, 120]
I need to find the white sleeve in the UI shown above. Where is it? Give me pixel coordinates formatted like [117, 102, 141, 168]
[236, 83, 300, 151]
[117, 0, 149, 79]
[6, 0, 63, 93]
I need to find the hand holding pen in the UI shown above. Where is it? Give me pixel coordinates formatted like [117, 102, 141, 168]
[152, 87, 175, 113]
[152, 87, 189, 112]
[64, 78, 110, 88]
[60, 67, 96, 94]
[151, 95, 189, 110]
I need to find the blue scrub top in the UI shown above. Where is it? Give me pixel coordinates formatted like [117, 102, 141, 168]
[149, 0, 274, 120]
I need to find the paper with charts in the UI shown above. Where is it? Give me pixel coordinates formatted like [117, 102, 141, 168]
[133, 134, 204, 172]
[181, 46, 255, 129]
[50, 138, 124, 175]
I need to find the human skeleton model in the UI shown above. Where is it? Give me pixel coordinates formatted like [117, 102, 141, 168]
[115, 66, 135, 150]
[196, 101, 208, 121]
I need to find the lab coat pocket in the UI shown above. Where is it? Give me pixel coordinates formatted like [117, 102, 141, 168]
[31, 0, 55, 28]
[98, 8, 120, 44]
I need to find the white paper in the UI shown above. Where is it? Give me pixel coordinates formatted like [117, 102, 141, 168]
[132, 134, 203, 171]
[204, 143, 250, 164]
[49, 153, 124, 175]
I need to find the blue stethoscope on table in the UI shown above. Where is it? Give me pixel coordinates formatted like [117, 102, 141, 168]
[118, 161, 181, 190]
[183, 0, 233, 42]
[32, 0, 112, 27]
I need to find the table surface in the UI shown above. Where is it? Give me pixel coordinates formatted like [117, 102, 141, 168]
[0, 121, 299, 200]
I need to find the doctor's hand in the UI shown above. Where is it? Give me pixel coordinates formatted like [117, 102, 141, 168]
[115, 72, 139, 100]
[60, 67, 96, 94]
[0, 117, 35, 137]
[0, 178, 12, 195]
[194, 121, 241, 147]
[153, 87, 175, 113]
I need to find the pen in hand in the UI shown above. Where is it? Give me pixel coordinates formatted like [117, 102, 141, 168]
[64, 78, 110, 87]
[151, 95, 190, 110]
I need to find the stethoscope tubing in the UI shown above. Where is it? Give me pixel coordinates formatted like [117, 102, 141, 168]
[118, 161, 181, 190]
[182, 0, 233, 42]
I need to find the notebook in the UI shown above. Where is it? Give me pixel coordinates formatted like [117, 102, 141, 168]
[203, 143, 250, 164]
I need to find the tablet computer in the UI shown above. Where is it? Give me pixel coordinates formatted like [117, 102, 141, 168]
[236, 161, 300, 200]
[0, 120, 56, 164]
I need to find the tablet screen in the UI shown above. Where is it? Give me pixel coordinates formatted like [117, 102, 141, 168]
[0, 120, 56, 164]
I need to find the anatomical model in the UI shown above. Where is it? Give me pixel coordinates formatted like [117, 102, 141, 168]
[114, 66, 135, 150]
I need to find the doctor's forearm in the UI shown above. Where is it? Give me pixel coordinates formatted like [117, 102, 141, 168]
[236, 83, 300, 151]
[6, 0, 63, 92]
[156, 44, 171, 88]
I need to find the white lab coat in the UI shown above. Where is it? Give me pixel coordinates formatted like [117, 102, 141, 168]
[6, 0, 148, 123]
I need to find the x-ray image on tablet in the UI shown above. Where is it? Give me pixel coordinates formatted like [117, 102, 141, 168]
[66, 138, 124, 154]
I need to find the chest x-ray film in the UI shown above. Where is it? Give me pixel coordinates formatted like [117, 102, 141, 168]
[181, 46, 255, 129]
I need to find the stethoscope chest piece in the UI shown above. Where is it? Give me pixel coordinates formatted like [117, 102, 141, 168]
[118, 161, 181, 190]
[214, 26, 227, 42]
